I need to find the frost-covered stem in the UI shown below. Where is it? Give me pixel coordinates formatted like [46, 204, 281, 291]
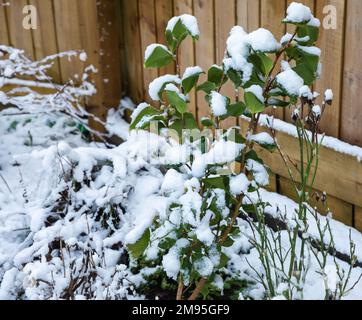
[188, 278, 207, 300]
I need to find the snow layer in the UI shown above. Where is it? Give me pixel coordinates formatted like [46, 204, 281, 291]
[148, 74, 181, 101]
[210, 91, 228, 116]
[276, 69, 304, 96]
[284, 2, 313, 23]
[166, 14, 200, 37]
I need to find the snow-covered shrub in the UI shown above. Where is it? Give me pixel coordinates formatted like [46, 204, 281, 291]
[128, 3, 360, 300]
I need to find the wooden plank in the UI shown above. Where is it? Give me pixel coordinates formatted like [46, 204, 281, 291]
[236, 0, 260, 32]
[260, 0, 286, 121]
[53, 0, 83, 83]
[355, 206, 362, 232]
[28, 0, 61, 82]
[214, 0, 236, 128]
[279, 176, 353, 226]
[155, 0, 175, 76]
[315, 0, 345, 138]
[139, 0, 158, 104]
[341, 0, 362, 147]
[0, 1, 10, 45]
[95, 0, 123, 108]
[239, 118, 362, 208]
[121, 0, 144, 103]
[194, 0, 214, 124]
[5, 0, 34, 59]
[174, 0, 197, 116]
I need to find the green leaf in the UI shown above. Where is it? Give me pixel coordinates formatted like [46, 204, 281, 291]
[182, 70, 203, 94]
[201, 117, 215, 127]
[144, 45, 174, 68]
[130, 106, 162, 130]
[208, 65, 226, 86]
[203, 176, 229, 189]
[127, 229, 150, 259]
[249, 52, 273, 76]
[197, 81, 216, 94]
[244, 91, 264, 114]
[226, 69, 243, 88]
[297, 25, 319, 46]
[166, 90, 187, 114]
[224, 101, 246, 118]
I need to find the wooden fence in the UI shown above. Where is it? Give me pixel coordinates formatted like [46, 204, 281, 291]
[0, 0, 361, 230]
[120, 0, 362, 231]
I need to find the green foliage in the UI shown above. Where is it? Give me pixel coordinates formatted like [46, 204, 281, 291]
[145, 46, 174, 68]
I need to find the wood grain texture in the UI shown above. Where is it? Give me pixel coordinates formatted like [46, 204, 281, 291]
[194, 0, 214, 124]
[341, 0, 362, 147]
[174, 0, 197, 116]
[121, 0, 144, 103]
[53, 0, 83, 83]
[5, 0, 34, 59]
[260, 0, 286, 121]
[0, 1, 10, 45]
[95, 0, 123, 109]
[236, 0, 260, 32]
[279, 176, 353, 226]
[155, 0, 175, 76]
[139, 0, 158, 104]
[355, 206, 362, 232]
[214, 0, 236, 128]
[315, 0, 344, 138]
[239, 118, 362, 208]
[28, 0, 60, 82]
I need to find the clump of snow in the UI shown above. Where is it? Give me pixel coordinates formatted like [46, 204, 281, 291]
[249, 132, 274, 145]
[324, 89, 333, 101]
[247, 28, 281, 53]
[297, 45, 321, 57]
[165, 83, 188, 101]
[166, 14, 200, 37]
[148, 74, 181, 101]
[144, 43, 172, 61]
[245, 85, 264, 102]
[246, 159, 269, 186]
[312, 105, 321, 117]
[79, 51, 87, 62]
[283, 2, 313, 24]
[276, 69, 304, 96]
[230, 173, 250, 196]
[182, 66, 203, 80]
[210, 91, 228, 116]
[223, 26, 253, 83]
[299, 85, 313, 100]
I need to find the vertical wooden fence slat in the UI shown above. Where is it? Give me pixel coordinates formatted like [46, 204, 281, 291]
[5, 0, 35, 59]
[260, 0, 286, 121]
[341, 0, 362, 147]
[0, 2, 10, 45]
[155, 0, 175, 76]
[121, 0, 144, 103]
[29, 0, 61, 82]
[315, 0, 345, 138]
[236, 0, 260, 32]
[174, 0, 197, 116]
[355, 207, 362, 232]
[95, 0, 123, 109]
[139, 0, 158, 104]
[53, 0, 83, 83]
[214, 0, 236, 128]
[194, 0, 214, 123]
